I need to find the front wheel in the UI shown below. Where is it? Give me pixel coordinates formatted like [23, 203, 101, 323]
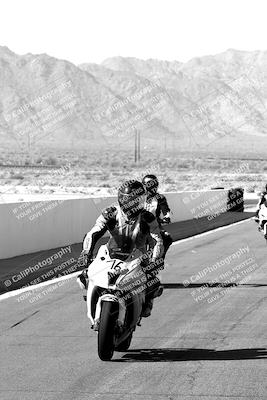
[98, 301, 118, 361]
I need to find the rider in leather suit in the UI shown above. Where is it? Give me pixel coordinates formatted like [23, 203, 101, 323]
[142, 174, 173, 257]
[77, 180, 165, 317]
[256, 184, 267, 217]
[258, 195, 267, 238]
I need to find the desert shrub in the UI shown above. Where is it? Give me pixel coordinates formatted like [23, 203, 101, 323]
[70, 159, 80, 167]
[164, 183, 177, 192]
[246, 185, 256, 193]
[99, 182, 111, 188]
[178, 174, 191, 182]
[246, 175, 259, 182]
[164, 176, 175, 184]
[84, 172, 91, 180]
[12, 174, 24, 180]
[238, 174, 250, 181]
[205, 162, 222, 170]
[177, 162, 189, 169]
[46, 156, 58, 166]
[128, 162, 137, 168]
[109, 160, 121, 168]
[136, 160, 148, 168]
[100, 173, 110, 181]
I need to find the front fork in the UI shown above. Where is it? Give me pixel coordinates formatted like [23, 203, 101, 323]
[87, 282, 126, 328]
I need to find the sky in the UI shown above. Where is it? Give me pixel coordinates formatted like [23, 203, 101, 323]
[0, 0, 267, 65]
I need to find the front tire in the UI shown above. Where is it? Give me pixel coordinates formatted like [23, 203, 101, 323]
[98, 301, 118, 361]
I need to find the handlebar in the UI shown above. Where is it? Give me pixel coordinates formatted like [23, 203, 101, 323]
[159, 217, 171, 225]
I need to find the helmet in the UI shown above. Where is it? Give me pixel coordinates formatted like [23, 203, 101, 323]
[118, 180, 146, 219]
[142, 174, 159, 195]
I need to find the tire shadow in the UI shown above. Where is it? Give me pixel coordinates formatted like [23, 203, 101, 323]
[114, 347, 267, 362]
[162, 283, 267, 289]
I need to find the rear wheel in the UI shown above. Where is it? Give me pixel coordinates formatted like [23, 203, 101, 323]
[98, 301, 118, 361]
[115, 333, 133, 352]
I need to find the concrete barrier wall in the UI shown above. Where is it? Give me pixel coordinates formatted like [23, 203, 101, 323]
[0, 190, 228, 259]
[166, 190, 228, 222]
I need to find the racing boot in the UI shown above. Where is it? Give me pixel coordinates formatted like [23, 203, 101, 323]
[141, 299, 154, 318]
[141, 279, 163, 317]
[77, 269, 88, 290]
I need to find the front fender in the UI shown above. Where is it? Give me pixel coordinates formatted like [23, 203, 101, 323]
[94, 294, 126, 326]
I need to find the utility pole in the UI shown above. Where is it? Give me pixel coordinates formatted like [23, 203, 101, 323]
[138, 130, 140, 162]
[134, 130, 141, 162]
[27, 132, 32, 164]
[134, 130, 137, 162]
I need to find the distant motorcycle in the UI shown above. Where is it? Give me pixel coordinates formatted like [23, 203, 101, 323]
[254, 216, 267, 241]
[86, 245, 147, 361]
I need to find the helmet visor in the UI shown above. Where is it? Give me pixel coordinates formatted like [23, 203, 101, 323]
[143, 178, 158, 194]
[119, 193, 147, 219]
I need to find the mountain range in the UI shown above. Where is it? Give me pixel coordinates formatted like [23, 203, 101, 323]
[1, 46, 267, 155]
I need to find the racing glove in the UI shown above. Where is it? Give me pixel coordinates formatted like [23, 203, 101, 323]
[161, 217, 171, 224]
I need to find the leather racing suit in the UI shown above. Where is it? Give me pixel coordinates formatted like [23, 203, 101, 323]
[258, 202, 267, 236]
[145, 193, 173, 257]
[83, 205, 164, 262]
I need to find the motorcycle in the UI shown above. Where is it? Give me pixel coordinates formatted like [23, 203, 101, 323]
[86, 244, 148, 361]
[254, 214, 267, 241]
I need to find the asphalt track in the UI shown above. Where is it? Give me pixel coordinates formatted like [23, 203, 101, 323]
[1, 216, 267, 399]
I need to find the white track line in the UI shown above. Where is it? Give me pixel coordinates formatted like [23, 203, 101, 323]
[0, 270, 81, 302]
[0, 215, 254, 302]
[171, 215, 253, 246]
